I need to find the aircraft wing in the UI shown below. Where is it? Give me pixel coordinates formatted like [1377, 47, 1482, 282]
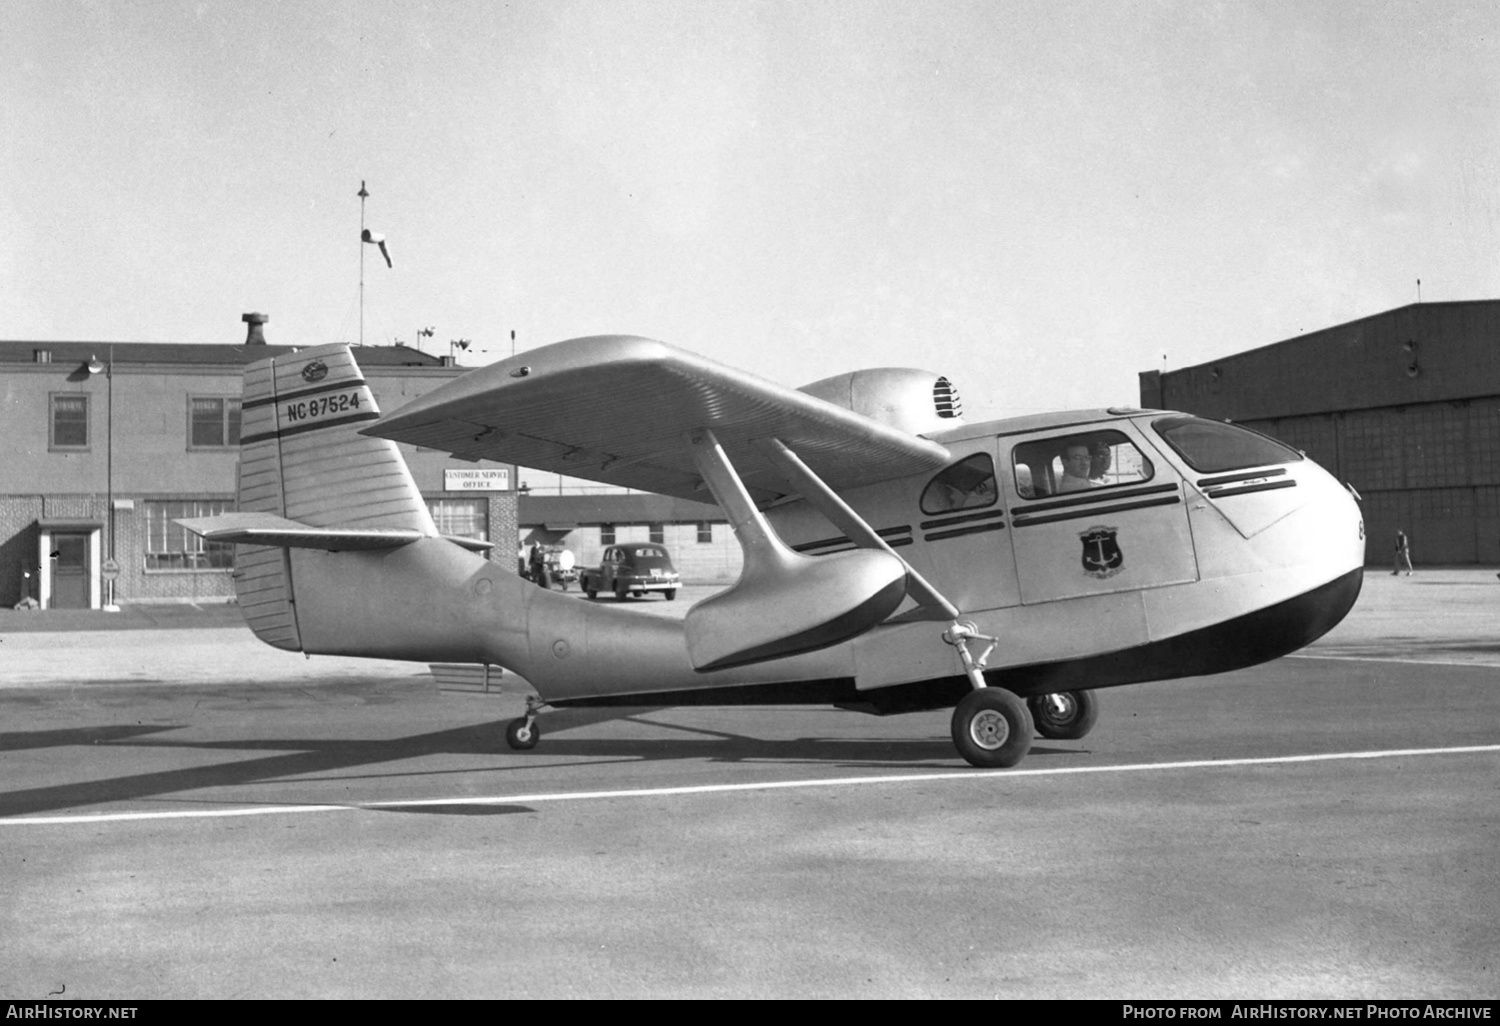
[365, 335, 953, 504]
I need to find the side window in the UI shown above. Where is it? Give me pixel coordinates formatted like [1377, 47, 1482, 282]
[920, 453, 997, 515]
[1012, 430, 1154, 499]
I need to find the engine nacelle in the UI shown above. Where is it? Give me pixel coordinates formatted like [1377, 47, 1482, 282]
[798, 368, 962, 436]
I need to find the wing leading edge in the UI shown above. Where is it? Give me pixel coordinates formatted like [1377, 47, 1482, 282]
[363, 335, 953, 504]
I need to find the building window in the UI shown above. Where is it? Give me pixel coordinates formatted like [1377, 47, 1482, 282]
[189, 397, 242, 448]
[428, 497, 488, 541]
[600, 523, 616, 545]
[649, 523, 664, 544]
[50, 394, 89, 449]
[145, 500, 235, 570]
[697, 521, 713, 543]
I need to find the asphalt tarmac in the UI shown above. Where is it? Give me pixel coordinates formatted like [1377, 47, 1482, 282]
[1, 571, 1496, 999]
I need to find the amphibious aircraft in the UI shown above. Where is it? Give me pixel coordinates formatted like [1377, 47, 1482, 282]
[180, 337, 1365, 769]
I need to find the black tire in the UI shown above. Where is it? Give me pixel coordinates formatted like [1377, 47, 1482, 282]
[1028, 690, 1099, 740]
[505, 718, 540, 751]
[951, 688, 1033, 769]
[615, 581, 629, 601]
[585, 587, 597, 600]
[663, 588, 676, 601]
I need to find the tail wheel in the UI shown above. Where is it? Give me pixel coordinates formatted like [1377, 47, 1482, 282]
[1028, 690, 1099, 740]
[951, 688, 1033, 768]
[505, 717, 540, 750]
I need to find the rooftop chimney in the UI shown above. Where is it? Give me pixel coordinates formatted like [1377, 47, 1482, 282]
[242, 312, 269, 345]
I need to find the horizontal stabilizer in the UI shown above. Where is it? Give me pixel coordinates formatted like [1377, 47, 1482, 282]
[176, 512, 492, 552]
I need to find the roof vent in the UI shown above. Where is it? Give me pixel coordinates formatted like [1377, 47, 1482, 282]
[933, 376, 962, 419]
[242, 312, 269, 345]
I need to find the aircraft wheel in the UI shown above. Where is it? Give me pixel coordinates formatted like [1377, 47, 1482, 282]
[614, 582, 629, 601]
[505, 718, 540, 750]
[951, 688, 1033, 769]
[663, 588, 677, 601]
[1028, 690, 1099, 740]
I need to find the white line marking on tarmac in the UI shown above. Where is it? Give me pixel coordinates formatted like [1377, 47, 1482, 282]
[4, 743, 1498, 827]
[1291, 652, 1500, 667]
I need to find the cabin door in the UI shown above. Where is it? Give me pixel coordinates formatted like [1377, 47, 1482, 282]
[1002, 424, 1198, 605]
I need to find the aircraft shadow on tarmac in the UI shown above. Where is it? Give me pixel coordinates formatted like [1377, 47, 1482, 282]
[0, 709, 1084, 819]
[0, 724, 181, 753]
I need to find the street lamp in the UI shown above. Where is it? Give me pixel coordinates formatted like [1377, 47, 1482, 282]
[86, 348, 119, 610]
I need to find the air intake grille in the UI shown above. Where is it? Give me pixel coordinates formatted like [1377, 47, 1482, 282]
[933, 376, 962, 419]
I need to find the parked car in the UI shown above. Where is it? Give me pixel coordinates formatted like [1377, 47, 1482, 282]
[581, 543, 680, 601]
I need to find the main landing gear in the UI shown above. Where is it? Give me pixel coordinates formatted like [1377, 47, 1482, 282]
[1028, 690, 1099, 741]
[942, 621, 1033, 769]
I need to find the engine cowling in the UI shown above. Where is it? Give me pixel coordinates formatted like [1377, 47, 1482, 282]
[798, 368, 962, 435]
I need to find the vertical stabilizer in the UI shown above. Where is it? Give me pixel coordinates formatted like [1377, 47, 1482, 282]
[233, 344, 436, 650]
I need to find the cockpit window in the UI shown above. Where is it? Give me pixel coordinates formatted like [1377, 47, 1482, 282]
[920, 453, 997, 514]
[1152, 416, 1303, 473]
[1012, 430, 1153, 499]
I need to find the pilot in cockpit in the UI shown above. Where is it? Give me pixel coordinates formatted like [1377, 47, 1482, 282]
[1057, 440, 1097, 492]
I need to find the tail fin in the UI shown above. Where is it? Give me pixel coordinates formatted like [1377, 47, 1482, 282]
[232, 344, 434, 650]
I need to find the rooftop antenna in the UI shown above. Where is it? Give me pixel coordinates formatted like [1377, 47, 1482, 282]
[358, 180, 369, 346]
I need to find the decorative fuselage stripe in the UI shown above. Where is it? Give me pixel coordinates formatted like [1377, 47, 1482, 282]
[1011, 482, 1179, 517]
[793, 525, 913, 554]
[919, 509, 1004, 531]
[1195, 467, 1287, 489]
[242, 378, 370, 410]
[923, 521, 1007, 542]
[1205, 479, 1299, 500]
[1012, 494, 1181, 528]
[240, 410, 382, 446]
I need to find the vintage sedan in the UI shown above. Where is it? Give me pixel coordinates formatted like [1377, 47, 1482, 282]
[581, 543, 681, 601]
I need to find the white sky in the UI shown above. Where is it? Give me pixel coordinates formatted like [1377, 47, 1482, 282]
[5, 0, 1499, 426]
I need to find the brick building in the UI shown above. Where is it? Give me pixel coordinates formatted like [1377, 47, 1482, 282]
[0, 320, 519, 609]
[1140, 300, 1500, 566]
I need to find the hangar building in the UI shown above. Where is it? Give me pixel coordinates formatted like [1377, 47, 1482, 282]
[1139, 300, 1500, 566]
[0, 317, 520, 609]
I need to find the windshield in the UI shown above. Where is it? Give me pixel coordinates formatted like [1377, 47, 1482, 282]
[1152, 416, 1303, 473]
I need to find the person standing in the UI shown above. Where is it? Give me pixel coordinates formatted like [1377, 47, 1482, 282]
[1392, 529, 1413, 576]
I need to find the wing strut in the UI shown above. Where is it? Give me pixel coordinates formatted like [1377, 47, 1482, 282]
[754, 437, 958, 621]
[756, 437, 1004, 694]
[681, 429, 909, 671]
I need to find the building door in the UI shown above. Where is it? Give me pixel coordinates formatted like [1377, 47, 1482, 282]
[51, 532, 92, 609]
